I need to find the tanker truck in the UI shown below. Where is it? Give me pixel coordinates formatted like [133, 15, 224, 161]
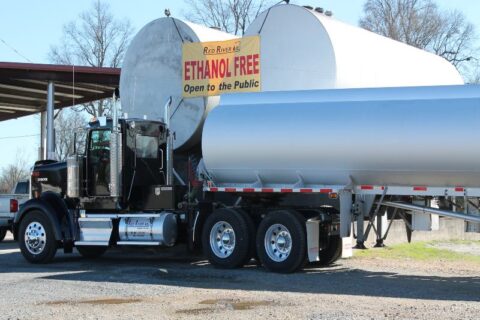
[12, 84, 480, 273]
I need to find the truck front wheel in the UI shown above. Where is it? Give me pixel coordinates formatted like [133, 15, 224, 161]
[0, 227, 7, 242]
[256, 210, 307, 273]
[18, 211, 57, 263]
[202, 208, 254, 269]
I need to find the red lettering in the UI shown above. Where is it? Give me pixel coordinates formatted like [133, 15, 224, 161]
[204, 60, 210, 79]
[240, 56, 246, 75]
[211, 59, 218, 79]
[234, 57, 240, 76]
[253, 54, 259, 74]
[184, 61, 191, 80]
[190, 61, 197, 80]
[246, 55, 253, 75]
[219, 59, 226, 77]
[197, 60, 204, 80]
[225, 58, 231, 77]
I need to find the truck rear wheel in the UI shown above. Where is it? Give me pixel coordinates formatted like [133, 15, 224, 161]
[319, 235, 342, 266]
[0, 227, 7, 242]
[202, 208, 254, 269]
[76, 246, 108, 259]
[18, 211, 57, 263]
[256, 210, 307, 273]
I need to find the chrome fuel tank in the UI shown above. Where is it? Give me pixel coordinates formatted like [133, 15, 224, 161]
[118, 213, 177, 246]
[202, 85, 480, 188]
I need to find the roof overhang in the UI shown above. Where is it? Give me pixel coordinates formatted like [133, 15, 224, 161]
[0, 62, 120, 121]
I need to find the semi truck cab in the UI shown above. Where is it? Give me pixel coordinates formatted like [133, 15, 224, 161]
[15, 114, 189, 263]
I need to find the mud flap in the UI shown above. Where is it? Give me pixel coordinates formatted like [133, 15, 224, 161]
[339, 190, 352, 238]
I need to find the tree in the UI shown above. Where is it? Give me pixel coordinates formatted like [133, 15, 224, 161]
[55, 110, 88, 161]
[359, 0, 476, 68]
[0, 151, 29, 193]
[49, 0, 133, 117]
[184, 0, 272, 35]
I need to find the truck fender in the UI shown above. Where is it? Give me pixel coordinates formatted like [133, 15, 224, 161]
[39, 192, 74, 241]
[14, 198, 64, 241]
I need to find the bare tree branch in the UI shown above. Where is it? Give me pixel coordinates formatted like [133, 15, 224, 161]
[359, 0, 476, 70]
[183, 0, 273, 35]
[49, 0, 133, 117]
[0, 150, 29, 193]
[54, 110, 88, 161]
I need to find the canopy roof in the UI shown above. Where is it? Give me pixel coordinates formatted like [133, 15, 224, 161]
[0, 62, 120, 121]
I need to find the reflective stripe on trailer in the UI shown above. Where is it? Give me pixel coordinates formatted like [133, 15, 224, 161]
[353, 185, 473, 196]
[205, 187, 335, 194]
[204, 185, 477, 196]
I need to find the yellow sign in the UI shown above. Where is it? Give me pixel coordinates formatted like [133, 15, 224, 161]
[182, 36, 261, 97]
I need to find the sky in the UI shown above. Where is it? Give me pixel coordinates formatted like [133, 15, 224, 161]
[0, 0, 479, 169]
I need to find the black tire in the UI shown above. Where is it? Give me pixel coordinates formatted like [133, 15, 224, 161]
[0, 227, 7, 242]
[76, 246, 108, 259]
[256, 210, 307, 273]
[237, 209, 257, 265]
[319, 235, 342, 266]
[18, 211, 57, 263]
[202, 208, 254, 269]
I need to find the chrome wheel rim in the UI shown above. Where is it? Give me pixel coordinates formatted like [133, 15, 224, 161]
[210, 221, 236, 258]
[24, 221, 47, 255]
[264, 223, 292, 262]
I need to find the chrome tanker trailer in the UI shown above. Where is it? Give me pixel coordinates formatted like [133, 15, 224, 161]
[13, 85, 480, 273]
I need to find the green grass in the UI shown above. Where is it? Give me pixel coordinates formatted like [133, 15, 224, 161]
[353, 241, 480, 264]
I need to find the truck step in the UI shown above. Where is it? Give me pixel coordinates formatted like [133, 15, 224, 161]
[78, 217, 113, 243]
[116, 241, 161, 246]
[75, 241, 109, 246]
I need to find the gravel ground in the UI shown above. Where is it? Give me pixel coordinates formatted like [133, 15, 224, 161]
[1, 232, 479, 320]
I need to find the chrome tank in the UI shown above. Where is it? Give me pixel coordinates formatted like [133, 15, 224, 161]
[118, 213, 177, 246]
[120, 18, 236, 151]
[202, 85, 480, 188]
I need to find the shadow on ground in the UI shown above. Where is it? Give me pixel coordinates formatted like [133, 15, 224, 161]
[0, 240, 479, 302]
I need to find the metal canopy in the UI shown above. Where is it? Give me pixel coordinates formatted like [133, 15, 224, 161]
[0, 62, 120, 121]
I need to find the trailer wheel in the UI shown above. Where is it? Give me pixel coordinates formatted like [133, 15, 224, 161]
[0, 227, 7, 242]
[202, 208, 253, 269]
[18, 211, 57, 263]
[76, 246, 108, 259]
[236, 209, 257, 265]
[256, 210, 307, 273]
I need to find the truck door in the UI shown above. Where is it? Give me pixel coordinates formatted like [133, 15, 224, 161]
[86, 129, 111, 196]
[123, 122, 168, 210]
[133, 134, 165, 186]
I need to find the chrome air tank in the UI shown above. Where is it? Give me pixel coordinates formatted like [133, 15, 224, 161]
[120, 18, 236, 151]
[202, 85, 480, 188]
